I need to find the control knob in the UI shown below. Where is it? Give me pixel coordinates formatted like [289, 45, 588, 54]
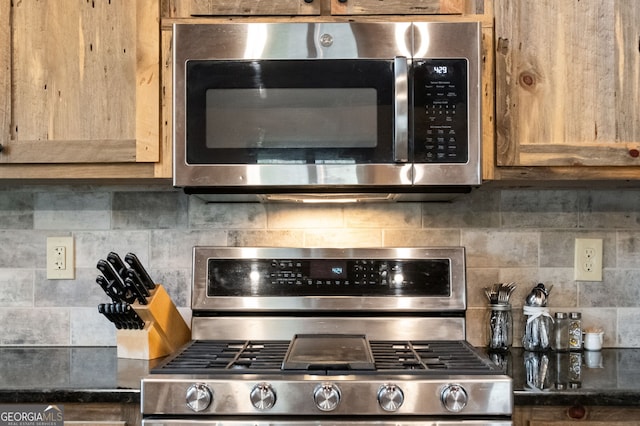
[185, 383, 213, 412]
[377, 384, 404, 412]
[313, 383, 341, 411]
[440, 384, 468, 412]
[250, 382, 276, 410]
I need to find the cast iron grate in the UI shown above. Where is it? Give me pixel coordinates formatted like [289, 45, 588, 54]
[152, 339, 500, 375]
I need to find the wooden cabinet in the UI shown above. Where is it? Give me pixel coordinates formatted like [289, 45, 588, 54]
[0, 0, 170, 179]
[63, 402, 140, 426]
[514, 405, 640, 426]
[163, 0, 482, 17]
[494, 0, 640, 181]
[165, 0, 321, 17]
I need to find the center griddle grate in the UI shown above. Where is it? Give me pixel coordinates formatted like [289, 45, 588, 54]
[153, 339, 500, 375]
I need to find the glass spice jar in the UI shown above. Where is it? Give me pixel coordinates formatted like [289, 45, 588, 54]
[569, 312, 583, 350]
[553, 312, 569, 351]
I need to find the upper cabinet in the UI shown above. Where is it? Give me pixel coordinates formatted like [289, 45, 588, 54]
[0, 0, 169, 179]
[494, 0, 640, 180]
[163, 0, 482, 17]
[330, 0, 469, 15]
[166, 0, 321, 16]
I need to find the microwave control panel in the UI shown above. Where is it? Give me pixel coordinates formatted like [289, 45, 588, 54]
[412, 59, 469, 163]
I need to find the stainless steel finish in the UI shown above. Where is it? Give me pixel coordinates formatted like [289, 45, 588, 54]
[142, 376, 513, 416]
[441, 384, 469, 413]
[313, 383, 341, 411]
[377, 384, 404, 412]
[250, 383, 276, 410]
[191, 246, 466, 313]
[142, 245, 512, 424]
[185, 384, 213, 412]
[411, 22, 482, 187]
[191, 316, 465, 341]
[173, 22, 482, 196]
[394, 56, 409, 163]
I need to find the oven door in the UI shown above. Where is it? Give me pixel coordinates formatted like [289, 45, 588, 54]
[173, 22, 411, 188]
[177, 58, 410, 187]
[143, 419, 512, 426]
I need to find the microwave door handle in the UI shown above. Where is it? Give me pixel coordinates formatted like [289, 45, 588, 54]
[394, 56, 409, 162]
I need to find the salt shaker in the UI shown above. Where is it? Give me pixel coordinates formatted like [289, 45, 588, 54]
[569, 312, 582, 351]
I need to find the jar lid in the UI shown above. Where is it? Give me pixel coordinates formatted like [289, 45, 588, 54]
[569, 312, 582, 319]
[555, 312, 568, 319]
[490, 303, 511, 311]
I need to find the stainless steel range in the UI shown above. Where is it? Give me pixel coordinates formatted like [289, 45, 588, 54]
[141, 247, 512, 425]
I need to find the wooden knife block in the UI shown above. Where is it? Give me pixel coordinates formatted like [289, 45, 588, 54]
[116, 284, 191, 360]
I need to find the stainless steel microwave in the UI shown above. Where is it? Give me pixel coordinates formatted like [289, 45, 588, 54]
[173, 22, 482, 202]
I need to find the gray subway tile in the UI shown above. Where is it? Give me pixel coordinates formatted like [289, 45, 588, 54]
[112, 191, 188, 229]
[34, 192, 110, 230]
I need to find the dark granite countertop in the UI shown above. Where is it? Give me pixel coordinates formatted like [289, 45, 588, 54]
[0, 347, 154, 404]
[2, 346, 640, 407]
[491, 348, 640, 406]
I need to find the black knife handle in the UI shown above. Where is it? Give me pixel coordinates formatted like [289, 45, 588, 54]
[99, 303, 122, 329]
[126, 269, 150, 297]
[97, 260, 136, 304]
[124, 253, 156, 289]
[107, 252, 128, 278]
[125, 277, 148, 305]
[97, 259, 119, 282]
[123, 303, 145, 330]
[96, 275, 122, 302]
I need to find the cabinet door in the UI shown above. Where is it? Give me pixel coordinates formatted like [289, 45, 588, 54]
[166, 0, 321, 17]
[0, 0, 166, 178]
[331, 0, 468, 15]
[495, 0, 640, 168]
[0, 1, 9, 150]
[514, 405, 640, 425]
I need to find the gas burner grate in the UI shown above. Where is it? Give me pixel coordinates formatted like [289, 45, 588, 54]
[155, 340, 290, 374]
[370, 340, 500, 373]
[152, 339, 499, 375]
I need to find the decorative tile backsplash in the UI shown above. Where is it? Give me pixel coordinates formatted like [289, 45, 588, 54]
[1, 183, 640, 348]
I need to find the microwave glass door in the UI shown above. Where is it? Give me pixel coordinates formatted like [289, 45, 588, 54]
[186, 59, 395, 164]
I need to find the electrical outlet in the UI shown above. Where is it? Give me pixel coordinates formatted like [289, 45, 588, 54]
[46, 236, 75, 280]
[574, 238, 603, 281]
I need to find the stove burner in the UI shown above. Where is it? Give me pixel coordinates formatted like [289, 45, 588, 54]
[153, 339, 501, 375]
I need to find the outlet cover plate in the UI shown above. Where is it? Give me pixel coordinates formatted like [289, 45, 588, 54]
[46, 236, 75, 280]
[574, 238, 603, 281]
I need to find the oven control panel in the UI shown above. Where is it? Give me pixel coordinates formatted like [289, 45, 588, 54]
[141, 377, 513, 416]
[207, 257, 451, 297]
[412, 58, 469, 163]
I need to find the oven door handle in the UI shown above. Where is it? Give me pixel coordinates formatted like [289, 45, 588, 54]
[393, 56, 409, 163]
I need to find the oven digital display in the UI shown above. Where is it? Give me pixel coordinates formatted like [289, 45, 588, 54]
[310, 260, 347, 280]
[207, 258, 451, 297]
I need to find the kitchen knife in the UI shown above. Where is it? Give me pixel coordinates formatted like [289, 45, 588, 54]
[96, 275, 122, 302]
[97, 259, 136, 304]
[99, 303, 122, 329]
[124, 253, 156, 290]
[123, 303, 145, 329]
[124, 276, 148, 305]
[115, 303, 132, 329]
[106, 252, 128, 279]
[126, 268, 150, 297]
